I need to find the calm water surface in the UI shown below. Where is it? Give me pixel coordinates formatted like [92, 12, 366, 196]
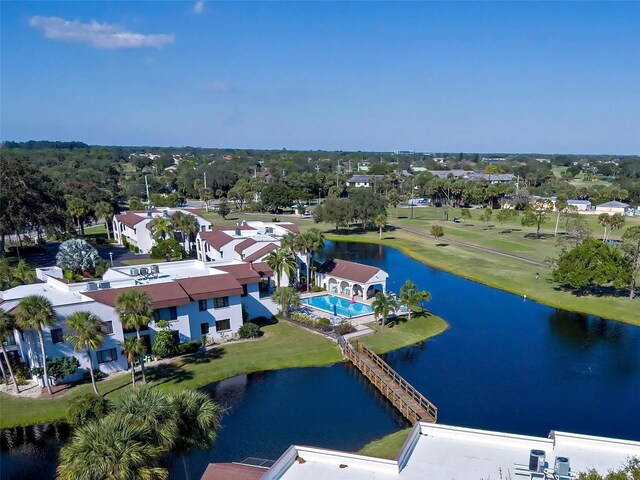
[2, 241, 639, 479]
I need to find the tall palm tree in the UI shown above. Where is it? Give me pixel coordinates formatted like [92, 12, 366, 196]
[0, 308, 20, 393]
[115, 290, 154, 384]
[94, 201, 114, 241]
[112, 388, 178, 449]
[171, 212, 199, 253]
[371, 292, 399, 327]
[121, 337, 145, 388]
[64, 311, 104, 396]
[608, 213, 626, 241]
[597, 213, 611, 241]
[15, 295, 57, 395]
[13, 259, 36, 285]
[56, 414, 168, 480]
[151, 217, 174, 241]
[295, 229, 325, 291]
[399, 280, 431, 321]
[265, 247, 297, 288]
[375, 214, 387, 240]
[271, 286, 301, 319]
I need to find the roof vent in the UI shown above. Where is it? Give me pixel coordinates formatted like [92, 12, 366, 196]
[555, 457, 570, 477]
[147, 211, 152, 217]
[235, 228, 241, 236]
[98, 281, 110, 289]
[130, 268, 140, 276]
[86, 282, 98, 291]
[529, 450, 546, 472]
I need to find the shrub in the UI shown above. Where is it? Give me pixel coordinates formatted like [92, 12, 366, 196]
[310, 285, 325, 293]
[9, 357, 31, 383]
[47, 356, 81, 383]
[83, 369, 104, 382]
[152, 320, 178, 358]
[66, 393, 111, 426]
[334, 322, 355, 335]
[238, 322, 261, 339]
[289, 312, 332, 331]
[318, 318, 331, 328]
[56, 239, 100, 275]
[150, 238, 185, 260]
[176, 340, 200, 355]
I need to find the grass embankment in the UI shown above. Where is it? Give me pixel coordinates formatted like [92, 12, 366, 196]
[358, 428, 412, 459]
[357, 312, 448, 354]
[0, 321, 341, 428]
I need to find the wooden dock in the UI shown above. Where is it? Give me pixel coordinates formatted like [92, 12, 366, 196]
[336, 334, 437, 425]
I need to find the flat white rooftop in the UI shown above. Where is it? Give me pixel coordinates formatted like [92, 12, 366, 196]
[262, 423, 640, 480]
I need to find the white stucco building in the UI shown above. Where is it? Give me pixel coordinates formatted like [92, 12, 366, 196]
[1, 259, 276, 383]
[113, 207, 212, 254]
[315, 259, 388, 299]
[202, 422, 640, 480]
[595, 201, 630, 215]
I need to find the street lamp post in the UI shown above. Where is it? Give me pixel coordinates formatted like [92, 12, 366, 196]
[109, 252, 114, 267]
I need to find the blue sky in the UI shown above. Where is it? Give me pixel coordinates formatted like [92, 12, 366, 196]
[2, 1, 639, 154]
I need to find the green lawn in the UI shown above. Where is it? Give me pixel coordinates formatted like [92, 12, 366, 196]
[0, 321, 341, 428]
[357, 428, 411, 459]
[357, 312, 448, 354]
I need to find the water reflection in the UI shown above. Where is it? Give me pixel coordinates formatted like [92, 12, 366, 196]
[548, 310, 626, 347]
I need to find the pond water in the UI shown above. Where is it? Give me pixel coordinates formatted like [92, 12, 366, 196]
[2, 240, 639, 479]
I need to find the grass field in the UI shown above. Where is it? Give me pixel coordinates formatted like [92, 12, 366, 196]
[0, 320, 342, 428]
[357, 312, 448, 354]
[357, 428, 411, 459]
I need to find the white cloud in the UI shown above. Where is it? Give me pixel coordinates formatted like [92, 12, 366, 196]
[193, 1, 205, 14]
[202, 81, 235, 93]
[29, 16, 175, 49]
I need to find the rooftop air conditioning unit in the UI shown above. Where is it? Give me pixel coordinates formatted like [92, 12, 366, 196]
[98, 281, 110, 289]
[87, 282, 98, 291]
[140, 267, 149, 276]
[150, 265, 160, 275]
[529, 450, 546, 472]
[130, 268, 140, 276]
[235, 228, 241, 236]
[555, 457, 570, 477]
[163, 211, 169, 218]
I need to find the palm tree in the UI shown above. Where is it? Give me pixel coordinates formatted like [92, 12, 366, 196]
[66, 195, 89, 236]
[94, 201, 114, 241]
[171, 212, 199, 253]
[64, 311, 104, 396]
[608, 213, 625, 240]
[265, 247, 297, 288]
[13, 259, 36, 285]
[375, 214, 387, 240]
[271, 287, 301, 319]
[597, 213, 611, 241]
[121, 337, 145, 388]
[115, 290, 154, 384]
[371, 292, 399, 327]
[0, 308, 20, 393]
[56, 414, 168, 480]
[112, 388, 178, 449]
[151, 217, 173, 241]
[296, 229, 325, 291]
[15, 295, 57, 395]
[399, 280, 431, 321]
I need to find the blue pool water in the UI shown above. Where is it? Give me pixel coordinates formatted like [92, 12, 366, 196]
[302, 294, 374, 317]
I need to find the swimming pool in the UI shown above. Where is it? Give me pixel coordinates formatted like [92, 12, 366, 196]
[302, 294, 374, 317]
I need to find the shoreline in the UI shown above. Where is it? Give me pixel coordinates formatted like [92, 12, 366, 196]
[323, 233, 639, 326]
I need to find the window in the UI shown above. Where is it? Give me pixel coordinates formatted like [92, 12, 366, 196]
[198, 299, 208, 311]
[100, 321, 114, 335]
[2, 336, 16, 347]
[51, 328, 64, 344]
[242, 284, 248, 297]
[200, 322, 209, 335]
[201, 225, 206, 232]
[215, 319, 231, 332]
[123, 325, 149, 334]
[167, 306, 177, 320]
[154, 307, 178, 322]
[213, 297, 229, 308]
[96, 348, 117, 364]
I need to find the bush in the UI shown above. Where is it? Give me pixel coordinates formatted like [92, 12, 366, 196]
[334, 322, 355, 335]
[318, 318, 331, 328]
[176, 340, 200, 355]
[56, 239, 100, 275]
[289, 312, 332, 332]
[238, 322, 261, 339]
[310, 285, 325, 293]
[66, 393, 111, 426]
[46, 356, 81, 383]
[152, 320, 178, 358]
[83, 369, 104, 382]
[150, 238, 185, 260]
[9, 357, 31, 383]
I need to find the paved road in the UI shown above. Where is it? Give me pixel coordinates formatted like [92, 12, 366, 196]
[391, 223, 548, 267]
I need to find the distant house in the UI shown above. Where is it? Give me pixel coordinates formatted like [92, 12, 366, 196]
[345, 175, 384, 188]
[567, 199, 592, 211]
[595, 201, 630, 215]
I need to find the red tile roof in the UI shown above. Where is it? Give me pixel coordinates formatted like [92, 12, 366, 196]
[317, 258, 382, 283]
[244, 243, 278, 263]
[114, 212, 147, 229]
[176, 275, 243, 300]
[235, 238, 257, 254]
[84, 282, 191, 309]
[200, 463, 266, 480]
[216, 262, 273, 284]
[199, 229, 234, 251]
[279, 223, 300, 234]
